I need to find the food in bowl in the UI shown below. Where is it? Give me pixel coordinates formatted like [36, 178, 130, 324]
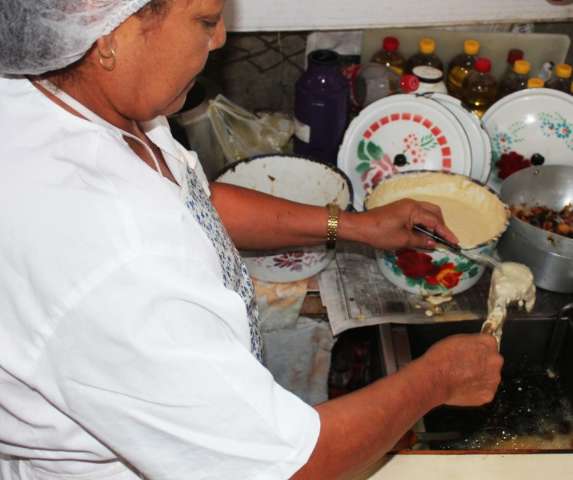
[365, 171, 509, 295]
[511, 203, 573, 238]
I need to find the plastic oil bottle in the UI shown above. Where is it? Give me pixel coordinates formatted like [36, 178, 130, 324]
[498, 59, 531, 98]
[461, 57, 497, 118]
[545, 63, 573, 93]
[354, 63, 419, 107]
[446, 39, 480, 99]
[503, 49, 524, 77]
[527, 77, 545, 89]
[405, 38, 444, 74]
[371, 36, 406, 75]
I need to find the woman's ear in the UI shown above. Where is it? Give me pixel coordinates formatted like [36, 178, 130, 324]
[95, 34, 117, 72]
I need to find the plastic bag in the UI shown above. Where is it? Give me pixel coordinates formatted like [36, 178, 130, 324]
[207, 94, 293, 162]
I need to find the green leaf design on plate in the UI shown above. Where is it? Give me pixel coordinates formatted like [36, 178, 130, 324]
[358, 140, 369, 162]
[356, 161, 371, 174]
[468, 266, 480, 278]
[456, 261, 474, 273]
[425, 282, 442, 291]
[367, 141, 384, 160]
[421, 134, 437, 150]
[406, 277, 421, 287]
[434, 257, 450, 267]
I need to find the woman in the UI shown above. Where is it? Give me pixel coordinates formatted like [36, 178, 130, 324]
[0, 1, 503, 479]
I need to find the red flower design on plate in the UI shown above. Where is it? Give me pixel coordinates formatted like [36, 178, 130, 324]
[396, 249, 438, 278]
[273, 251, 304, 271]
[426, 263, 463, 289]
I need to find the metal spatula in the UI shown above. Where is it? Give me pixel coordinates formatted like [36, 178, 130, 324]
[413, 224, 500, 269]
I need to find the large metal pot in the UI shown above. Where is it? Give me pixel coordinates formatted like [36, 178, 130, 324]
[498, 165, 573, 293]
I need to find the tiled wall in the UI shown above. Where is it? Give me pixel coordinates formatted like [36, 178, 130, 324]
[201, 32, 308, 114]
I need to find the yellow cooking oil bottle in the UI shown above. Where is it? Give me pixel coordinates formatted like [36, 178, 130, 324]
[545, 63, 573, 93]
[498, 59, 531, 98]
[371, 36, 406, 75]
[461, 57, 497, 118]
[446, 39, 480, 99]
[405, 37, 444, 74]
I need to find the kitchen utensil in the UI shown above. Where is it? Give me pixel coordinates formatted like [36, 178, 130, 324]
[413, 224, 501, 269]
[497, 165, 573, 293]
[483, 88, 573, 192]
[216, 154, 352, 282]
[338, 94, 472, 211]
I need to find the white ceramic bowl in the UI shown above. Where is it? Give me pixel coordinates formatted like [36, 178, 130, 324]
[216, 155, 353, 282]
[364, 171, 509, 296]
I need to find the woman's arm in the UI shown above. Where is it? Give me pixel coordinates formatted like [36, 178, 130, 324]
[210, 182, 457, 251]
[294, 333, 502, 480]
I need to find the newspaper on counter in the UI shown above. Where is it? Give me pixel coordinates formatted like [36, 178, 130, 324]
[318, 242, 488, 336]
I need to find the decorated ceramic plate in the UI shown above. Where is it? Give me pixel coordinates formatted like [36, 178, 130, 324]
[426, 93, 492, 184]
[338, 94, 472, 210]
[483, 88, 573, 192]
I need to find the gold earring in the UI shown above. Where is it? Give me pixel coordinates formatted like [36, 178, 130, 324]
[98, 48, 116, 71]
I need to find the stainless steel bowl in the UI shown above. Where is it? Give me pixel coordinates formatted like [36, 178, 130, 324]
[498, 165, 573, 293]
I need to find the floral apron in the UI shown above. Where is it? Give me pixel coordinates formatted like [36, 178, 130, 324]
[182, 165, 263, 362]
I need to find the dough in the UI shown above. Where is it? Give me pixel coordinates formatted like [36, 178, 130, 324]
[365, 172, 509, 249]
[482, 262, 536, 346]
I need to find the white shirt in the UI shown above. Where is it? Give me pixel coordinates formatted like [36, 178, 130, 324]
[0, 77, 320, 480]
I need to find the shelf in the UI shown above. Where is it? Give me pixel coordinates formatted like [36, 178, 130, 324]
[224, 0, 573, 33]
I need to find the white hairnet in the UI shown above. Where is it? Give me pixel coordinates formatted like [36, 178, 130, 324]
[0, 0, 153, 75]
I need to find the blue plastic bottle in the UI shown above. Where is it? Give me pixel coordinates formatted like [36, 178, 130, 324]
[293, 50, 349, 166]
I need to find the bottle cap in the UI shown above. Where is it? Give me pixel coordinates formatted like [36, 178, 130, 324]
[527, 77, 545, 89]
[463, 39, 480, 56]
[419, 38, 436, 55]
[383, 36, 399, 52]
[506, 49, 524, 65]
[474, 57, 492, 73]
[308, 49, 340, 67]
[400, 74, 420, 93]
[513, 60, 531, 75]
[555, 63, 573, 79]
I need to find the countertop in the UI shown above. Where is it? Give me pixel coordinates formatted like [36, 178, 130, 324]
[363, 453, 573, 479]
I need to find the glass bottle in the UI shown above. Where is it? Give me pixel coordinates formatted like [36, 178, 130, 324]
[545, 63, 573, 93]
[293, 50, 349, 166]
[527, 77, 545, 89]
[446, 39, 480, 99]
[371, 36, 406, 75]
[498, 60, 531, 98]
[462, 57, 497, 118]
[405, 38, 444, 74]
[354, 63, 419, 107]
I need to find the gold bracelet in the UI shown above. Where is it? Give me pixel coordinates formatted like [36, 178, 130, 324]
[326, 203, 340, 250]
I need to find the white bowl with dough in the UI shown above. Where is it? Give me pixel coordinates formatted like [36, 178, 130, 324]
[364, 171, 509, 295]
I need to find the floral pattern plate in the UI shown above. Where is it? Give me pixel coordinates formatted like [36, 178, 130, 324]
[338, 94, 472, 211]
[483, 88, 573, 192]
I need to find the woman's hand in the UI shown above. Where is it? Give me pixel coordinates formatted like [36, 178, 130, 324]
[340, 198, 458, 251]
[421, 334, 504, 407]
